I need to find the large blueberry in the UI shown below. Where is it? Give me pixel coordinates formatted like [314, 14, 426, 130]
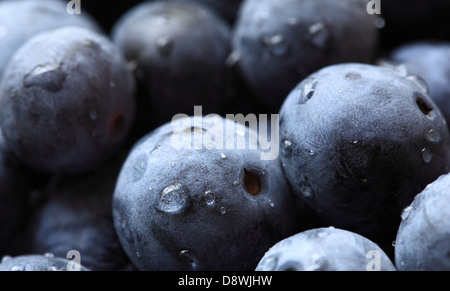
[279, 63, 450, 245]
[256, 227, 396, 271]
[383, 41, 450, 125]
[0, 0, 101, 82]
[113, 115, 300, 271]
[395, 173, 450, 271]
[111, 0, 231, 129]
[0, 26, 136, 175]
[232, 0, 380, 111]
[24, 153, 135, 271]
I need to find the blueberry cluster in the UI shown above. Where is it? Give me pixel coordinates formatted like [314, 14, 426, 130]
[1, 0, 450, 272]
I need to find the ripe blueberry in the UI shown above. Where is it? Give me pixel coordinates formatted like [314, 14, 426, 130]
[0, 26, 136, 175]
[279, 63, 450, 245]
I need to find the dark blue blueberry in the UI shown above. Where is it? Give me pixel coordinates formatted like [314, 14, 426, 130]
[0, 26, 136, 175]
[232, 0, 380, 111]
[111, 0, 231, 129]
[279, 63, 450, 245]
[113, 115, 300, 271]
[24, 153, 135, 271]
[0, 0, 101, 82]
[395, 173, 450, 271]
[256, 227, 396, 271]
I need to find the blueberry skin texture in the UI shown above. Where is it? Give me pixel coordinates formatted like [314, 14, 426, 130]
[0, 26, 136, 175]
[0, 0, 101, 81]
[111, 0, 231, 127]
[0, 130, 29, 256]
[113, 116, 299, 271]
[385, 41, 450, 125]
[25, 153, 134, 271]
[0, 254, 89, 271]
[232, 0, 379, 111]
[256, 227, 396, 271]
[395, 173, 450, 271]
[279, 63, 450, 242]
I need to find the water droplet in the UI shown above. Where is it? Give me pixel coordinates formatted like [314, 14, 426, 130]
[421, 147, 433, 163]
[306, 22, 330, 49]
[307, 149, 315, 156]
[155, 14, 170, 25]
[301, 79, 318, 103]
[179, 250, 198, 270]
[156, 36, 174, 57]
[171, 163, 175, 168]
[220, 153, 227, 159]
[392, 240, 396, 247]
[268, 199, 275, 208]
[261, 34, 290, 57]
[89, 110, 98, 120]
[283, 140, 292, 147]
[258, 255, 278, 271]
[44, 253, 54, 258]
[401, 205, 413, 221]
[220, 206, 227, 215]
[426, 129, 442, 144]
[256, 11, 270, 26]
[232, 180, 240, 186]
[23, 63, 67, 92]
[204, 190, 215, 206]
[156, 182, 190, 214]
[226, 51, 241, 67]
[287, 17, 298, 26]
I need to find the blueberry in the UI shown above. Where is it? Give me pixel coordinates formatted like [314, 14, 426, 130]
[256, 227, 396, 271]
[232, 0, 380, 111]
[279, 63, 450, 244]
[0, 26, 136, 175]
[0, 0, 101, 82]
[382, 41, 450, 125]
[395, 173, 450, 271]
[111, 0, 231, 128]
[0, 253, 89, 271]
[113, 115, 300, 271]
[24, 153, 135, 271]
